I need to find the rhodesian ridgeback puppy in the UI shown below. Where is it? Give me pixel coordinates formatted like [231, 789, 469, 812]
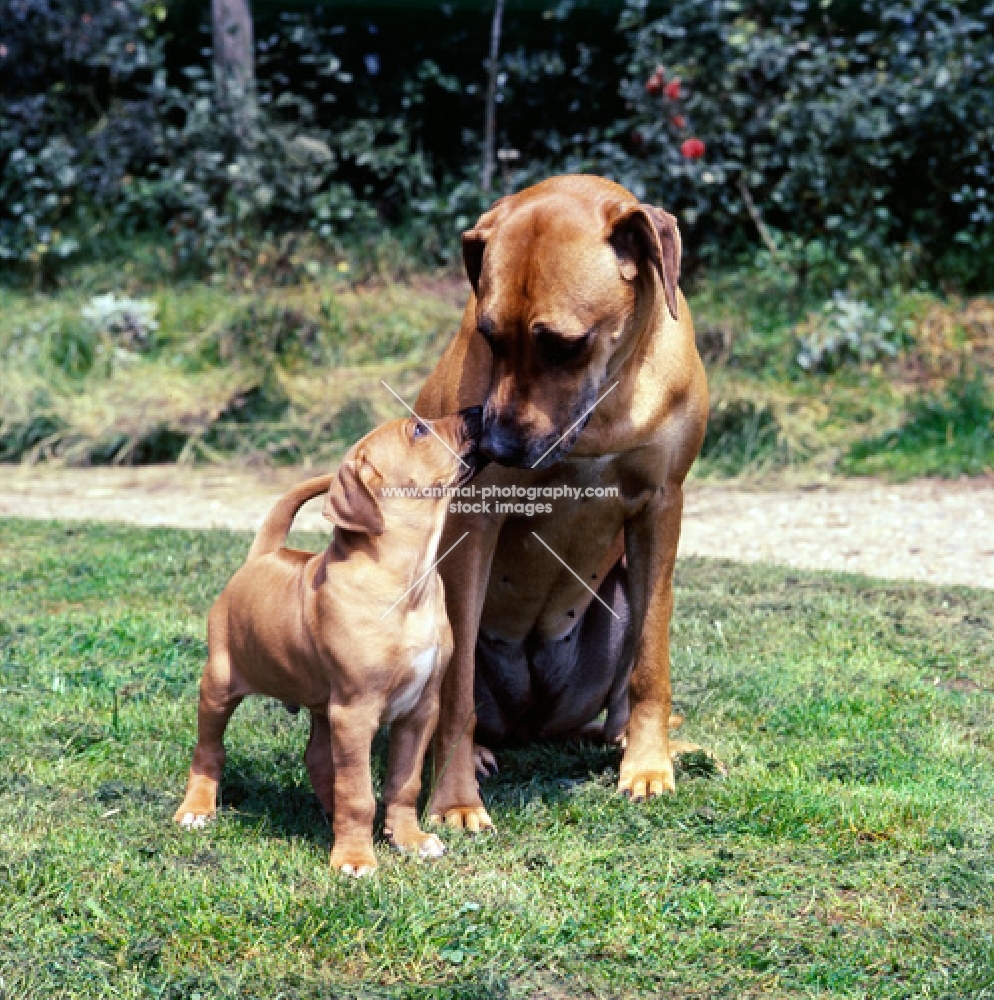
[173, 409, 483, 874]
[415, 175, 709, 829]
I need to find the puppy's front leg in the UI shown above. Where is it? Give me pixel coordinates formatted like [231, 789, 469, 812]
[327, 704, 379, 876]
[382, 689, 445, 860]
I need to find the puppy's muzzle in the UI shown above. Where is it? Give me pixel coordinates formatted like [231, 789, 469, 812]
[455, 405, 488, 482]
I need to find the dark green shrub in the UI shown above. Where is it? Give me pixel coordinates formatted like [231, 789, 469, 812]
[2, 0, 992, 287]
[0, 0, 164, 265]
[618, 0, 994, 285]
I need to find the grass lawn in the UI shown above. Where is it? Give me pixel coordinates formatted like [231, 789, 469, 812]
[1, 517, 993, 998]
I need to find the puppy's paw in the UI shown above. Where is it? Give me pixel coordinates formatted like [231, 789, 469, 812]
[331, 845, 378, 877]
[386, 826, 446, 859]
[338, 862, 377, 878]
[173, 778, 218, 829]
[175, 810, 212, 830]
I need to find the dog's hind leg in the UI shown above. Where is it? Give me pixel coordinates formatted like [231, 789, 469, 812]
[174, 626, 247, 829]
[304, 710, 335, 816]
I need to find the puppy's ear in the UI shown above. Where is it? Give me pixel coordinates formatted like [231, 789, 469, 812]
[322, 454, 385, 536]
[607, 203, 682, 322]
[462, 196, 511, 296]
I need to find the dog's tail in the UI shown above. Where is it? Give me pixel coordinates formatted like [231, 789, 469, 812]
[247, 473, 334, 561]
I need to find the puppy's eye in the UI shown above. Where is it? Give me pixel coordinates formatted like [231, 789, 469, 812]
[412, 420, 429, 440]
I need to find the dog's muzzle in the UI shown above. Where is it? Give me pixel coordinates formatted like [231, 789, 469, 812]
[479, 416, 527, 467]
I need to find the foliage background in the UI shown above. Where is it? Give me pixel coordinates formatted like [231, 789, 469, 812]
[2, 0, 992, 288]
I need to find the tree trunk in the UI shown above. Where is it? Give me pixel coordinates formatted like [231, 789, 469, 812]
[481, 0, 505, 193]
[212, 0, 256, 143]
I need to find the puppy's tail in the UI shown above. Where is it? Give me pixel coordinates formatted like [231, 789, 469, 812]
[247, 474, 335, 561]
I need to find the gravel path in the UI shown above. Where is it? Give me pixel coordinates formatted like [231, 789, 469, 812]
[1, 465, 991, 589]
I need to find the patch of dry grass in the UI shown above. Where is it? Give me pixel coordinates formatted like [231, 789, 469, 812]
[0, 279, 459, 466]
[2, 273, 991, 478]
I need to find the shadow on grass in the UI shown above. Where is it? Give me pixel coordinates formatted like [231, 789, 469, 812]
[217, 732, 632, 846]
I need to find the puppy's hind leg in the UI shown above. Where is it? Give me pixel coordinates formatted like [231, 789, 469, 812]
[174, 639, 247, 830]
[327, 705, 380, 876]
[304, 710, 336, 817]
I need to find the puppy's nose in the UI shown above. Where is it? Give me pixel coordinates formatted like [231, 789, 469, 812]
[480, 420, 526, 466]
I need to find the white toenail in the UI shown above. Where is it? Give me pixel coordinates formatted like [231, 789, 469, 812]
[420, 835, 446, 858]
[340, 864, 374, 878]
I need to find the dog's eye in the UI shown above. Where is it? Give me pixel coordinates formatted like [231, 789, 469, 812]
[476, 317, 505, 357]
[412, 420, 429, 440]
[535, 327, 591, 366]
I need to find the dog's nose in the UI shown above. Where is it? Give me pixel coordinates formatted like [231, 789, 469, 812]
[458, 405, 484, 440]
[480, 420, 526, 466]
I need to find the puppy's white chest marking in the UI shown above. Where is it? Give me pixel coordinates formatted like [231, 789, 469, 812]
[385, 644, 438, 723]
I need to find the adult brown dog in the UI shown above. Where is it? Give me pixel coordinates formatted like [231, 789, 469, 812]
[415, 175, 708, 830]
[174, 409, 482, 874]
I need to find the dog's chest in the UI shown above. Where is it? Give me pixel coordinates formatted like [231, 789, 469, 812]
[384, 610, 441, 724]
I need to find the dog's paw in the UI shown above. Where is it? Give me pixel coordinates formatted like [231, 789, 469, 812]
[420, 832, 446, 858]
[473, 744, 499, 779]
[618, 754, 676, 801]
[429, 805, 494, 832]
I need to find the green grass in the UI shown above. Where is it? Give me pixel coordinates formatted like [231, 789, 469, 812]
[2, 518, 993, 998]
[843, 371, 994, 479]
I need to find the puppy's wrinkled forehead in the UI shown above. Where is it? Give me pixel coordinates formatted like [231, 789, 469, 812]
[479, 199, 625, 330]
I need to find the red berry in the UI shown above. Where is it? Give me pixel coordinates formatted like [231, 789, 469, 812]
[672, 114, 686, 129]
[680, 138, 705, 159]
[645, 73, 663, 95]
[664, 79, 682, 101]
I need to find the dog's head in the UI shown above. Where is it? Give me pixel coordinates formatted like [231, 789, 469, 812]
[323, 407, 484, 535]
[463, 175, 682, 468]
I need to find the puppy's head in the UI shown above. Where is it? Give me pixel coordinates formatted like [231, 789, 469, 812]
[463, 175, 682, 468]
[323, 407, 484, 536]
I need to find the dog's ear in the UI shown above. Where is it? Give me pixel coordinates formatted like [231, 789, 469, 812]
[461, 196, 511, 296]
[607, 203, 682, 322]
[322, 453, 385, 536]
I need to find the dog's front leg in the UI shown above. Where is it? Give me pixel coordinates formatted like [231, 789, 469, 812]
[427, 520, 500, 830]
[620, 481, 684, 799]
[327, 703, 379, 876]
